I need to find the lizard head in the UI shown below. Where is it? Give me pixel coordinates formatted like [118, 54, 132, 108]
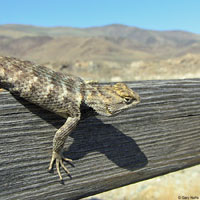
[85, 82, 140, 116]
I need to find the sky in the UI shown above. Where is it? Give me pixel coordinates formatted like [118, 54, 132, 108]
[0, 0, 200, 33]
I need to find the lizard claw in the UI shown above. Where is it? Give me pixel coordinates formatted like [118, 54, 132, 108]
[48, 151, 72, 180]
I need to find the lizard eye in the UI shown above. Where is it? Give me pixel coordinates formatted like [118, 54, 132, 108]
[124, 97, 133, 104]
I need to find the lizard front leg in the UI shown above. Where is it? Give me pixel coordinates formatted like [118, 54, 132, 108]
[48, 116, 80, 180]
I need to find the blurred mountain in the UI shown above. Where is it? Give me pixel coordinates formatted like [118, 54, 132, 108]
[0, 24, 200, 64]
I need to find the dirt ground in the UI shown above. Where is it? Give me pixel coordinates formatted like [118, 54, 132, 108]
[83, 165, 200, 200]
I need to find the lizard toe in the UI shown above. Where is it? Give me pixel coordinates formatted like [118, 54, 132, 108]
[48, 151, 72, 180]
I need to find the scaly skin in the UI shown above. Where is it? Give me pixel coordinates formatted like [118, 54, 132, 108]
[0, 56, 140, 181]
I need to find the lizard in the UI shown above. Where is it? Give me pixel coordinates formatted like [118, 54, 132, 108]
[0, 56, 140, 181]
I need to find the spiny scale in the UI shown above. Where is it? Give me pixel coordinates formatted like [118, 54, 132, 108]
[0, 56, 140, 181]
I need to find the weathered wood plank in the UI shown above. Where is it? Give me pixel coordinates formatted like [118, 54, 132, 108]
[0, 79, 200, 200]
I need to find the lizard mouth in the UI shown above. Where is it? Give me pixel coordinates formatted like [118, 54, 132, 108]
[106, 106, 122, 116]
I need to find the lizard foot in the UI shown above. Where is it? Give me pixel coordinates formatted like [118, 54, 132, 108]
[48, 151, 72, 180]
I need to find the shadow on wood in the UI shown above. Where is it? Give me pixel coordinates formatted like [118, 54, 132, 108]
[0, 79, 200, 200]
[15, 95, 148, 171]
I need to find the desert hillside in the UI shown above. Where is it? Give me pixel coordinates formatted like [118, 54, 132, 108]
[0, 24, 200, 81]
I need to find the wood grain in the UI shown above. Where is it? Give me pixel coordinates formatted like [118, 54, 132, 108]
[0, 79, 200, 200]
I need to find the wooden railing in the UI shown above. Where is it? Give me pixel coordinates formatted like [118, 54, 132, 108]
[0, 79, 200, 200]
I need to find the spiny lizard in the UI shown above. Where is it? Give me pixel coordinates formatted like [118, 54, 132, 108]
[0, 56, 140, 181]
